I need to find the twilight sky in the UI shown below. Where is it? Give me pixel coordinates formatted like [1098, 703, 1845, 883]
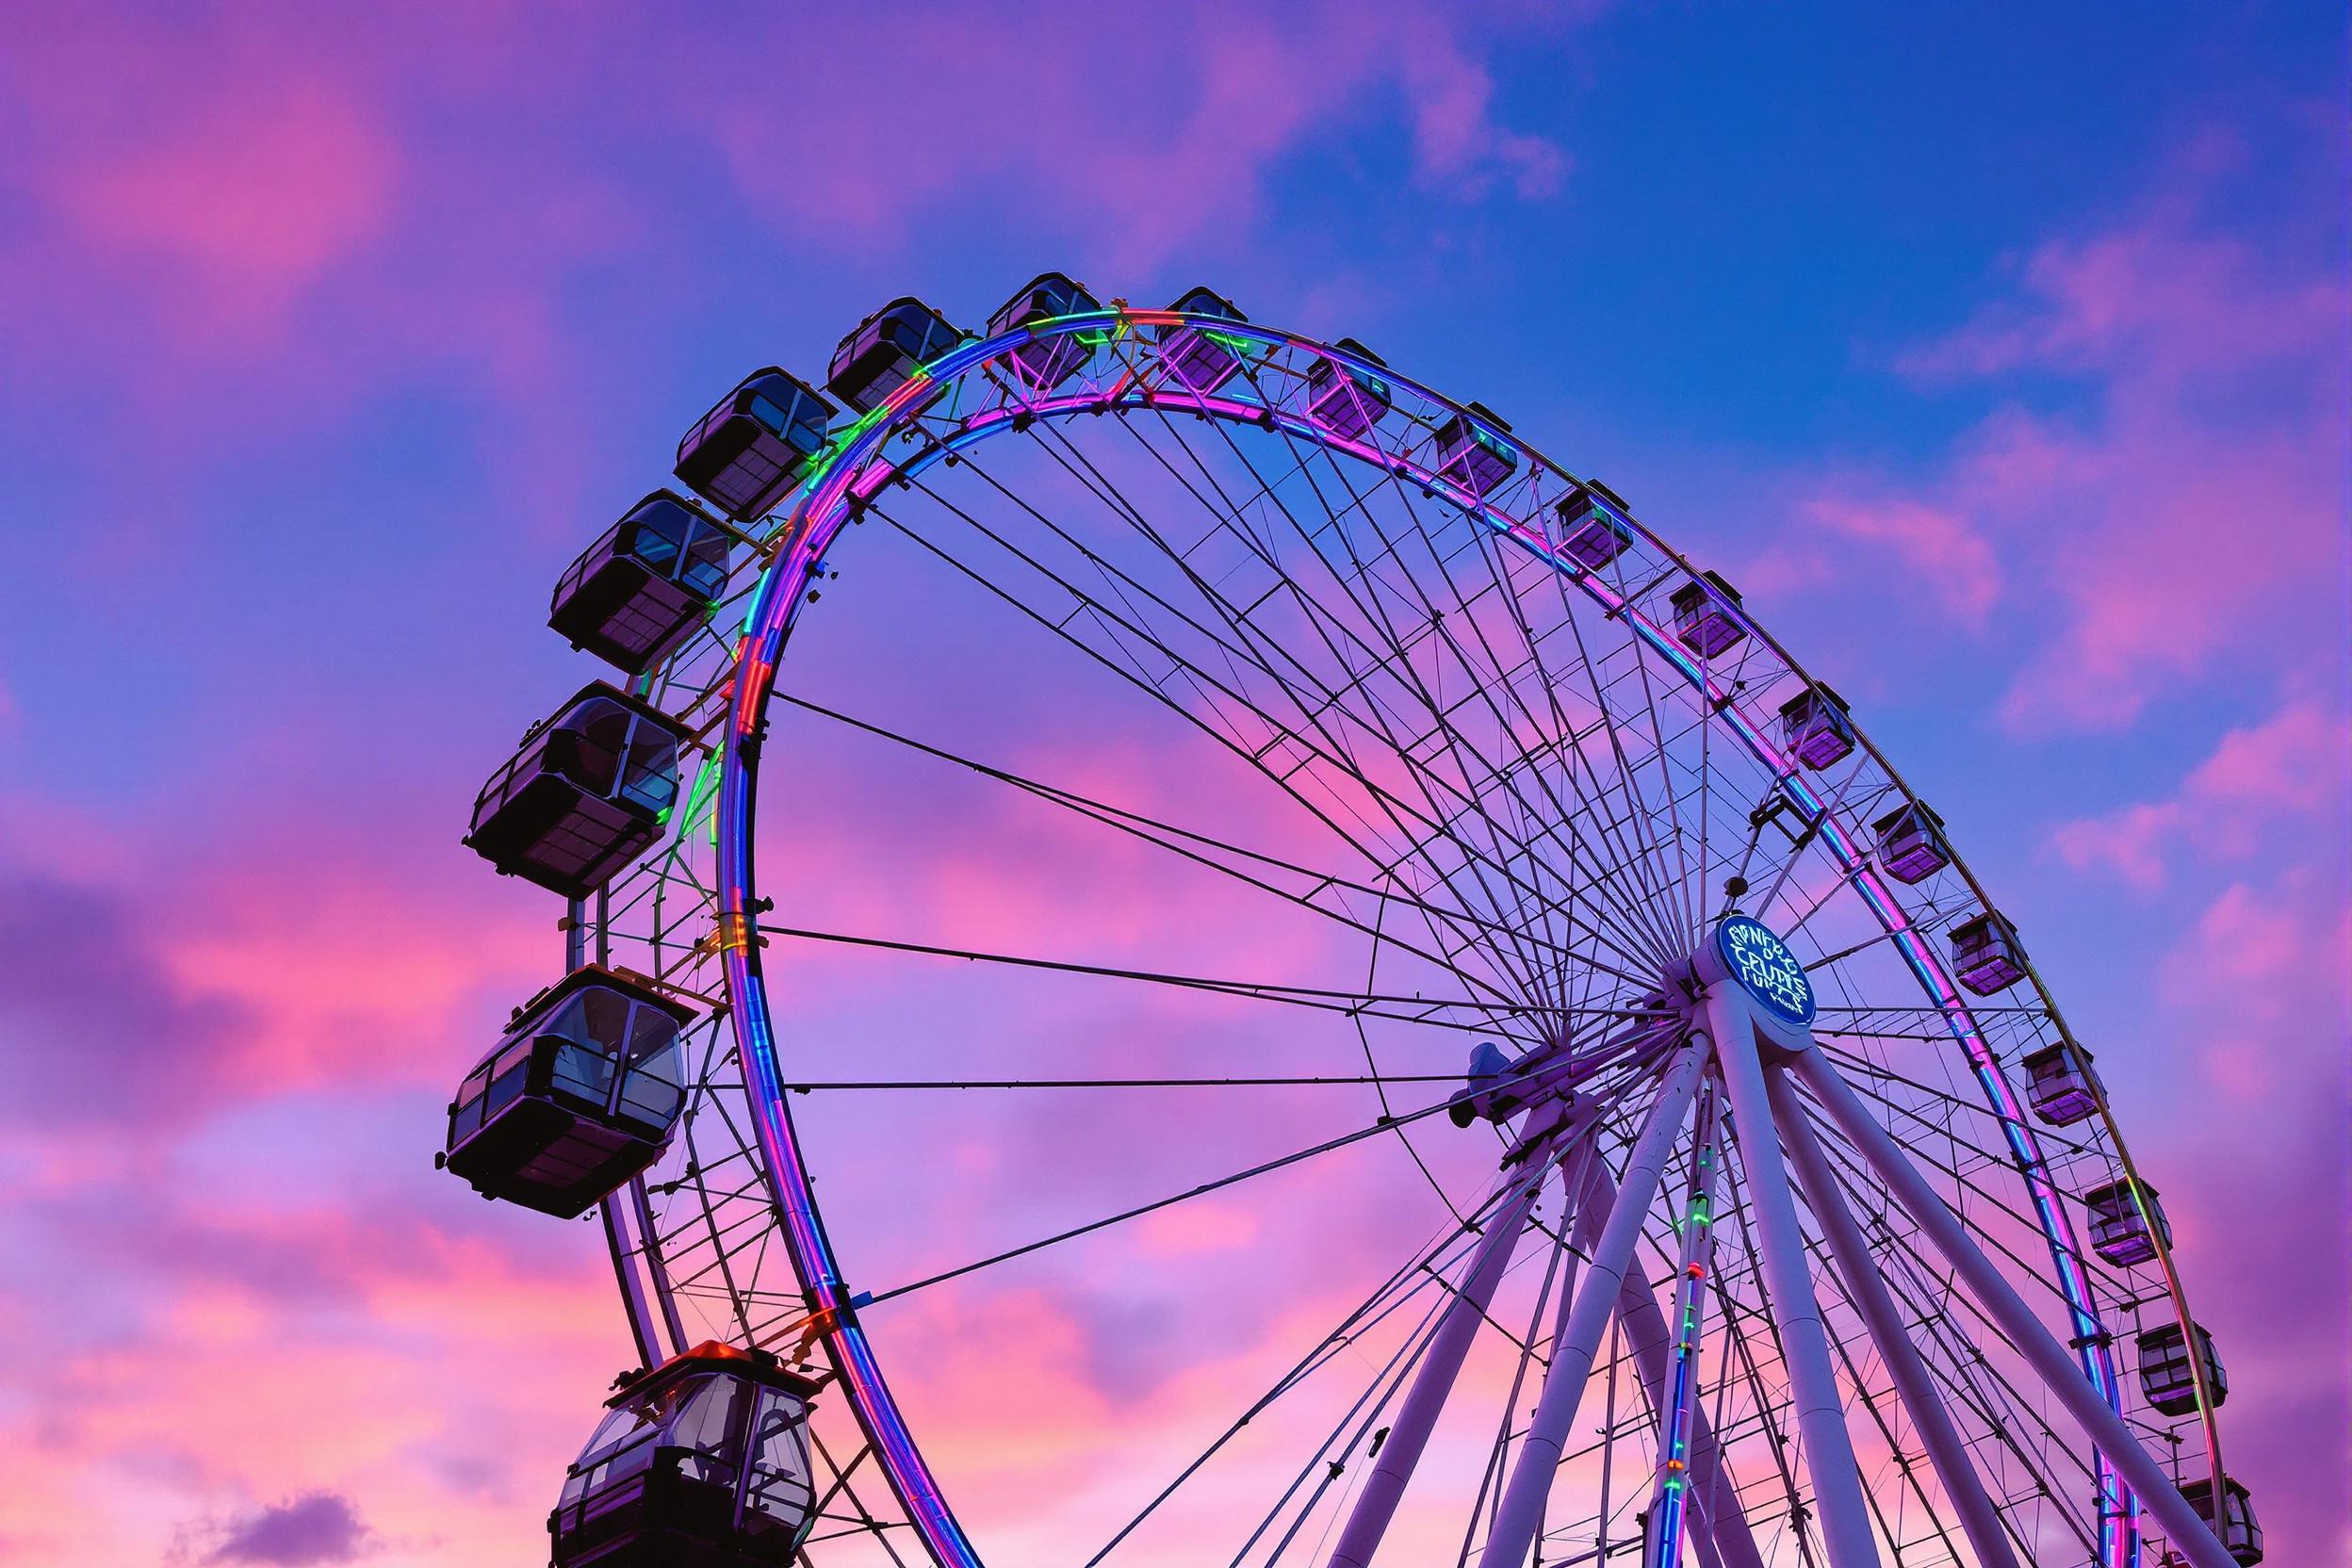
[1, 3, 2346, 1565]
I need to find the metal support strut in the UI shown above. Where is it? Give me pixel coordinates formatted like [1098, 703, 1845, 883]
[1706, 987, 1882, 1568]
[1477, 1039, 1708, 1568]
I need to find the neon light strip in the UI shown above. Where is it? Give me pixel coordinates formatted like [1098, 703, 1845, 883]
[714, 312, 2144, 1567]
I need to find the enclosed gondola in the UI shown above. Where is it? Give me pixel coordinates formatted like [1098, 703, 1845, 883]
[1871, 799, 1952, 884]
[2179, 1475, 2263, 1565]
[2082, 1175, 2172, 1266]
[549, 492, 734, 676]
[827, 297, 966, 415]
[466, 684, 688, 899]
[1432, 402, 1519, 498]
[1948, 909, 2028, 994]
[674, 368, 835, 521]
[1778, 684, 1855, 769]
[2135, 1319, 2229, 1416]
[1555, 482, 1635, 571]
[442, 965, 693, 1217]
[1154, 286, 1250, 394]
[1671, 571, 1747, 658]
[2020, 1038, 2105, 1126]
[1304, 337, 1392, 442]
[551, 1341, 819, 1568]
[986, 271, 1100, 393]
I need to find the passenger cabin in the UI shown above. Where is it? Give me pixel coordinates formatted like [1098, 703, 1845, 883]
[826, 297, 965, 415]
[551, 1341, 819, 1568]
[1671, 572, 1747, 659]
[1304, 338, 1393, 442]
[1948, 910, 2028, 994]
[986, 271, 1100, 393]
[2179, 1476, 2262, 1566]
[1154, 286, 1250, 394]
[2020, 1039, 2105, 1126]
[1556, 483, 1635, 571]
[1778, 684, 1855, 770]
[1871, 800, 1952, 884]
[1433, 402, 1519, 498]
[2083, 1176, 2172, 1266]
[550, 492, 733, 676]
[2136, 1320, 2229, 1416]
[444, 965, 693, 1217]
[675, 369, 835, 521]
[466, 684, 688, 899]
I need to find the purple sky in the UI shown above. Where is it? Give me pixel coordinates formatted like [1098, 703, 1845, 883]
[1, 4, 2345, 1564]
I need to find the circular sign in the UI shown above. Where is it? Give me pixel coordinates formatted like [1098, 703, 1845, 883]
[1715, 914, 1816, 1027]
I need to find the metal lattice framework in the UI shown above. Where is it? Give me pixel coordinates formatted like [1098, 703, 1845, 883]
[537, 302, 2242, 1568]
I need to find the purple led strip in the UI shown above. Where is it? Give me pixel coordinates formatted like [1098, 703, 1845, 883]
[711, 312, 2148, 1565]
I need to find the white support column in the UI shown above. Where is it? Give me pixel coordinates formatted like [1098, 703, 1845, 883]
[1327, 1112, 1577, 1568]
[1766, 1066, 2024, 1568]
[1788, 1048, 2239, 1568]
[1705, 987, 1883, 1568]
[1578, 1164, 1765, 1568]
[1475, 1040, 1708, 1568]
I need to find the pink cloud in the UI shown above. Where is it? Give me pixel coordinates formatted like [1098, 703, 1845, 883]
[1796, 493, 2001, 627]
[2051, 700, 2350, 887]
[55, 80, 396, 307]
[700, 1, 1576, 269]
[1779, 148, 2347, 733]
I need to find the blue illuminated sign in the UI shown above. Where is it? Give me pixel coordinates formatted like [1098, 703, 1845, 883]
[1716, 914, 1816, 1028]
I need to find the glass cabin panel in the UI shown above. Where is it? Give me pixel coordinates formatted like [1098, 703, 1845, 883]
[1948, 911, 2028, 994]
[740, 1385, 817, 1542]
[1556, 486, 1634, 571]
[987, 272, 1100, 394]
[1671, 573, 1747, 658]
[1871, 801, 1951, 884]
[675, 369, 835, 521]
[1155, 286, 1249, 395]
[2020, 1040, 2104, 1126]
[1305, 338, 1392, 442]
[678, 519, 731, 601]
[2083, 1178, 2171, 1266]
[1433, 405, 1518, 498]
[1778, 686, 1855, 769]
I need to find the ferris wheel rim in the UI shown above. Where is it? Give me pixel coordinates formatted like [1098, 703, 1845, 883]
[639, 303, 2228, 1566]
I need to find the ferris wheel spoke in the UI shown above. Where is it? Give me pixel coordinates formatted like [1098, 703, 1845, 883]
[1302, 439, 1695, 972]
[1534, 564, 1707, 962]
[1087, 1189, 1510, 1565]
[772, 686, 1591, 1018]
[1076, 414, 1675, 988]
[953, 432, 1569, 997]
[855, 1072, 1562, 1313]
[1165, 398, 1690, 976]
[874, 482, 1578, 1004]
[752, 921, 1557, 1041]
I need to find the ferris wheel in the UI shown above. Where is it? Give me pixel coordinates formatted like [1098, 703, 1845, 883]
[444, 280, 2261, 1568]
